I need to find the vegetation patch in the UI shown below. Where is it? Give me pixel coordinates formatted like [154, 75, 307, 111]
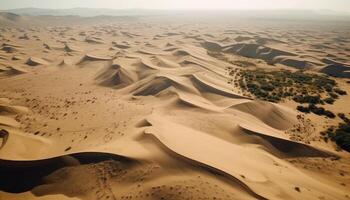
[228, 68, 347, 119]
[296, 104, 335, 118]
[321, 113, 350, 152]
[225, 60, 349, 152]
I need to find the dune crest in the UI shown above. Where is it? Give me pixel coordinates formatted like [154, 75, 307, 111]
[26, 57, 50, 66]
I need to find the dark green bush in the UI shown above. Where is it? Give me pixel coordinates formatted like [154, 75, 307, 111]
[305, 104, 335, 118]
[324, 97, 335, 104]
[324, 110, 336, 119]
[261, 84, 274, 91]
[332, 123, 350, 152]
[338, 113, 350, 123]
[297, 105, 310, 113]
[293, 95, 321, 104]
[334, 88, 347, 95]
[329, 92, 339, 99]
[308, 104, 325, 115]
[234, 69, 346, 105]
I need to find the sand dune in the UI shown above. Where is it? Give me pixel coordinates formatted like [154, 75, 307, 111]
[77, 54, 113, 64]
[0, 12, 29, 27]
[112, 42, 130, 49]
[145, 115, 345, 200]
[232, 101, 297, 130]
[201, 39, 350, 77]
[43, 43, 81, 53]
[95, 61, 137, 87]
[239, 125, 335, 158]
[85, 36, 105, 44]
[0, 13, 349, 200]
[25, 57, 50, 66]
[1, 43, 23, 54]
[0, 64, 27, 76]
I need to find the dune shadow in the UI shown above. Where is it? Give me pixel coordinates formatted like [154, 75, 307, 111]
[0, 152, 133, 193]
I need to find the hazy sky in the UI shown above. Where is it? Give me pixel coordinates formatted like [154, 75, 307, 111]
[1, 0, 350, 12]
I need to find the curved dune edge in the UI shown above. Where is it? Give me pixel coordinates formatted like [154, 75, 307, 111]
[25, 57, 50, 66]
[0, 192, 81, 200]
[43, 43, 81, 52]
[238, 124, 337, 158]
[173, 89, 251, 112]
[231, 100, 297, 131]
[191, 73, 248, 99]
[0, 99, 29, 129]
[0, 117, 20, 127]
[1, 46, 20, 53]
[175, 90, 223, 112]
[181, 56, 228, 77]
[64, 44, 81, 52]
[144, 115, 348, 200]
[84, 37, 105, 44]
[0, 128, 142, 161]
[0, 152, 134, 194]
[131, 73, 201, 96]
[94, 61, 137, 87]
[154, 56, 182, 68]
[0, 65, 28, 76]
[77, 54, 113, 64]
[0, 104, 29, 114]
[144, 121, 268, 200]
[0, 151, 133, 167]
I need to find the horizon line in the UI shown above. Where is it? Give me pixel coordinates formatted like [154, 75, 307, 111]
[2, 7, 350, 13]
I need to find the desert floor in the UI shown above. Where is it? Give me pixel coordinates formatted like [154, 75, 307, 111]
[0, 14, 350, 200]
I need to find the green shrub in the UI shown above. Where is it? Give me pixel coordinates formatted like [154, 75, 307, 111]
[329, 92, 339, 99]
[233, 69, 346, 105]
[305, 104, 335, 118]
[297, 105, 310, 113]
[334, 88, 347, 95]
[332, 123, 350, 152]
[338, 113, 350, 123]
[293, 95, 321, 104]
[324, 110, 336, 119]
[261, 84, 274, 91]
[324, 97, 335, 104]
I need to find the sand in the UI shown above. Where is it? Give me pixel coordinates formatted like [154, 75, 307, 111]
[0, 12, 350, 200]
